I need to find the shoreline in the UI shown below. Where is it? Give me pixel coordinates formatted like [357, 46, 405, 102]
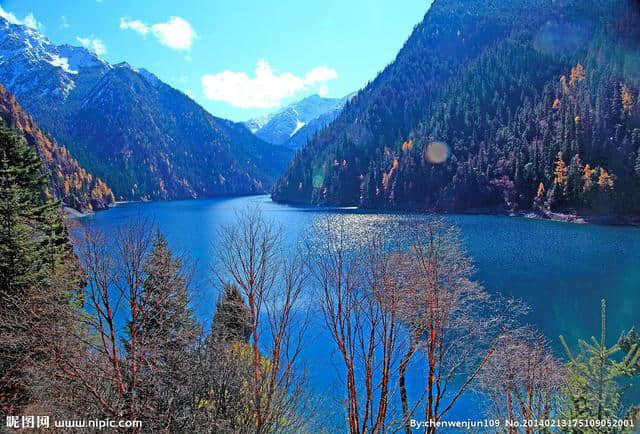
[63, 201, 123, 219]
[436, 206, 640, 227]
[516, 210, 640, 227]
[68, 195, 640, 227]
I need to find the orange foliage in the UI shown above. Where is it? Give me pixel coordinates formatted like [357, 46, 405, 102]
[553, 152, 567, 186]
[382, 159, 400, 191]
[622, 85, 635, 115]
[582, 164, 595, 192]
[401, 138, 414, 152]
[0, 83, 115, 210]
[569, 64, 586, 86]
[560, 75, 569, 95]
[597, 168, 614, 191]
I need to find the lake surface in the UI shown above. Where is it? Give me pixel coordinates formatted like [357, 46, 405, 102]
[79, 194, 640, 422]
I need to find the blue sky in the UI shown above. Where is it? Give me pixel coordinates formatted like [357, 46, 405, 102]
[0, 0, 432, 121]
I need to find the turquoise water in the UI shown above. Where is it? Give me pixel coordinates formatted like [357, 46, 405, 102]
[79, 194, 640, 421]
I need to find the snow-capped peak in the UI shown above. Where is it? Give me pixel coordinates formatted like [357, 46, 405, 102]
[0, 15, 113, 100]
[246, 93, 354, 146]
[291, 119, 306, 137]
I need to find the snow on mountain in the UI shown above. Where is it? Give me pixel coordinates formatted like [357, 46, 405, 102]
[46, 54, 78, 74]
[246, 93, 354, 149]
[291, 119, 306, 137]
[245, 113, 272, 134]
[0, 15, 108, 101]
[57, 44, 108, 71]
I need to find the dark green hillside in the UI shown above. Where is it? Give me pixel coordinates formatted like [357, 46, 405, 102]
[68, 66, 292, 200]
[273, 0, 640, 216]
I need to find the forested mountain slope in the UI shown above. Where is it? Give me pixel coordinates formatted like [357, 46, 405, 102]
[0, 84, 113, 211]
[272, 0, 640, 216]
[0, 17, 292, 201]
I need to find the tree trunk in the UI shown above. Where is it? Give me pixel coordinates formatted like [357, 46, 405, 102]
[399, 336, 417, 434]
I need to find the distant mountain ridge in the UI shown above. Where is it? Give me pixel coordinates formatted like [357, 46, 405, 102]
[0, 84, 114, 211]
[246, 93, 353, 150]
[0, 17, 292, 201]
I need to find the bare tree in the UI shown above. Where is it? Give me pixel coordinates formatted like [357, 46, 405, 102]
[214, 207, 310, 433]
[476, 328, 566, 433]
[47, 221, 155, 425]
[391, 220, 513, 434]
[307, 215, 404, 434]
[44, 220, 202, 432]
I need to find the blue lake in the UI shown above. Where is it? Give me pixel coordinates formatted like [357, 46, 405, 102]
[78, 194, 640, 422]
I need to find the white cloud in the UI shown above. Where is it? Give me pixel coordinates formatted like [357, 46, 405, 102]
[151, 17, 196, 51]
[201, 60, 338, 109]
[120, 16, 197, 51]
[318, 84, 329, 97]
[76, 36, 107, 57]
[119, 18, 148, 35]
[60, 15, 70, 29]
[0, 6, 42, 30]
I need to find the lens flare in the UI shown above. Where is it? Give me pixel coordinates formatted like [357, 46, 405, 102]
[425, 141, 450, 164]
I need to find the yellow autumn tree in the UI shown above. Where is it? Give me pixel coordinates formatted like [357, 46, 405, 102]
[560, 75, 569, 95]
[553, 98, 561, 109]
[597, 168, 614, 192]
[569, 64, 586, 86]
[554, 152, 568, 186]
[537, 182, 545, 198]
[622, 85, 635, 115]
[401, 138, 414, 152]
[582, 164, 595, 192]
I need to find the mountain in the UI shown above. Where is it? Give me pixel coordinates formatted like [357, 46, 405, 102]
[247, 94, 352, 150]
[0, 17, 292, 201]
[0, 84, 114, 211]
[272, 0, 640, 216]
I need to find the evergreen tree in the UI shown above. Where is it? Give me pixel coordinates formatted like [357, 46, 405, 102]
[560, 300, 640, 431]
[618, 329, 640, 377]
[210, 283, 251, 345]
[136, 231, 201, 429]
[0, 125, 51, 291]
[0, 124, 82, 413]
[141, 231, 200, 357]
[565, 154, 584, 206]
